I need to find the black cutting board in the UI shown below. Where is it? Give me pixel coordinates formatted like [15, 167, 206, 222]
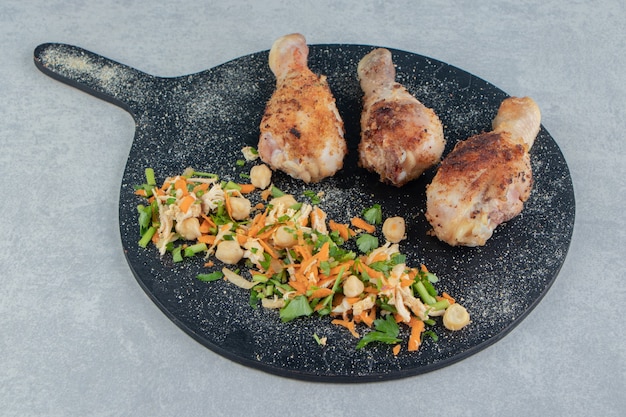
[34, 42, 575, 382]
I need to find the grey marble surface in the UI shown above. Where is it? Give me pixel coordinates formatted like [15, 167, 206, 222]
[1, 0, 624, 416]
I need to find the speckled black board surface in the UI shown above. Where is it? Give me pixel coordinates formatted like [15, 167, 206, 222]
[34, 42, 575, 382]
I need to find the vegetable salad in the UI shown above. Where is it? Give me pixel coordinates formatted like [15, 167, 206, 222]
[135, 160, 470, 353]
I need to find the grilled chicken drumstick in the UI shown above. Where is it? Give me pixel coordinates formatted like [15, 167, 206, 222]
[258, 33, 347, 183]
[425, 96, 541, 246]
[357, 48, 445, 186]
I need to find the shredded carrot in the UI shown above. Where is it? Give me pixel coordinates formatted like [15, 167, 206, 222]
[178, 194, 195, 213]
[298, 212, 310, 227]
[317, 275, 338, 288]
[355, 261, 384, 281]
[359, 306, 376, 327]
[331, 319, 359, 338]
[201, 214, 216, 227]
[297, 259, 319, 286]
[328, 220, 351, 241]
[308, 288, 333, 299]
[290, 278, 308, 294]
[406, 268, 418, 280]
[258, 238, 279, 259]
[368, 251, 389, 264]
[223, 190, 233, 218]
[310, 207, 326, 230]
[293, 244, 312, 261]
[197, 235, 216, 245]
[247, 209, 268, 238]
[192, 183, 210, 194]
[317, 241, 330, 262]
[329, 260, 354, 277]
[314, 302, 328, 312]
[260, 188, 272, 201]
[204, 260, 215, 267]
[408, 318, 425, 352]
[392, 344, 401, 356]
[256, 225, 278, 240]
[236, 233, 248, 246]
[363, 286, 379, 294]
[296, 228, 306, 246]
[400, 278, 414, 287]
[238, 183, 256, 194]
[135, 189, 147, 197]
[160, 180, 171, 192]
[351, 217, 376, 233]
[343, 297, 360, 305]
[174, 177, 188, 196]
[299, 253, 320, 275]
[440, 292, 456, 304]
[199, 219, 212, 234]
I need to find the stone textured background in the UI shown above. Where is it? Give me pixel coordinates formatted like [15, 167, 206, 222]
[1, 0, 624, 416]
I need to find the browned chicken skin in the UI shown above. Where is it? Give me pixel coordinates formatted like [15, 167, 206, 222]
[357, 48, 445, 186]
[425, 97, 541, 246]
[258, 33, 347, 183]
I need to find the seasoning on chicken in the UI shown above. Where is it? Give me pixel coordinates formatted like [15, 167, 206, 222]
[425, 96, 541, 246]
[258, 33, 347, 183]
[357, 48, 445, 187]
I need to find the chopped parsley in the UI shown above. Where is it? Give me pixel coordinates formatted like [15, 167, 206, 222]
[356, 315, 402, 349]
[356, 233, 379, 253]
[361, 203, 382, 225]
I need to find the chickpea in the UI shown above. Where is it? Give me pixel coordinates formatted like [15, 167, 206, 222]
[175, 217, 201, 241]
[382, 216, 406, 243]
[215, 239, 244, 265]
[443, 303, 471, 331]
[229, 196, 251, 220]
[250, 164, 272, 189]
[273, 225, 297, 248]
[342, 275, 365, 298]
